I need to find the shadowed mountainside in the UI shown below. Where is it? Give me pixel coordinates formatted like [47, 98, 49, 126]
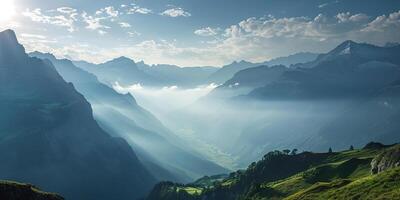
[0, 29, 156, 200]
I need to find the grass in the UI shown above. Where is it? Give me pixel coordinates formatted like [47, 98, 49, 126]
[286, 167, 400, 200]
[176, 187, 203, 195]
[149, 144, 400, 200]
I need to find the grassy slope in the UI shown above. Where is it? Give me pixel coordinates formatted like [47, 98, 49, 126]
[147, 144, 400, 200]
[287, 167, 400, 200]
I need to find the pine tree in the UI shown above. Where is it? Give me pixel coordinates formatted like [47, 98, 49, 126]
[349, 145, 354, 151]
[328, 147, 333, 153]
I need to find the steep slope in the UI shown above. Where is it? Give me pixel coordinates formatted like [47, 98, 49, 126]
[147, 142, 400, 200]
[0, 29, 155, 200]
[30, 52, 228, 182]
[0, 181, 64, 200]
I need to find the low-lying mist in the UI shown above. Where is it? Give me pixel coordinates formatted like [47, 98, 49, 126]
[112, 82, 355, 169]
[113, 82, 219, 117]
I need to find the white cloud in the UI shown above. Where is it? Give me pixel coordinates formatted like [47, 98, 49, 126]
[119, 22, 131, 28]
[98, 30, 107, 35]
[21, 9, 400, 67]
[22, 8, 77, 32]
[127, 5, 152, 14]
[96, 6, 119, 17]
[128, 31, 141, 37]
[20, 33, 46, 39]
[56, 7, 77, 14]
[318, 0, 339, 8]
[81, 12, 110, 32]
[362, 10, 400, 32]
[336, 12, 369, 23]
[194, 27, 220, 36]
[161, 7, 191, 17]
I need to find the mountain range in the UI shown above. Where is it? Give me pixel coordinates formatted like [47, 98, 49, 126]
[73, 52, 318, 88]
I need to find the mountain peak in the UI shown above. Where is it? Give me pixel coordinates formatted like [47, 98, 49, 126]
[0, 29, 26, 62]
[0, 29, 18, 42]
[115, 56, 134, 62]
[334, 40, 357, 54]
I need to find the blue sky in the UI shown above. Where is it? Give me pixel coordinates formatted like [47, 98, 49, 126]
[1, 0, 400, 66]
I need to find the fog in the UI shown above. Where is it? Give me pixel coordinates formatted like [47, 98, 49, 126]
[113, 82, 219, 117]
[112, 82, 355, 169]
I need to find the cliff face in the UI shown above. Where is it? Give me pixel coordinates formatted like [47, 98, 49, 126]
[0, 181, 64, 200]
[371, 145, 400, 174]
[0, 29, 156, 200]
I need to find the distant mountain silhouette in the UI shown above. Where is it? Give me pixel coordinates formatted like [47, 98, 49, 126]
[249, 40, 400, 100]
[74, 56, 161, 87]
[262, 52, 319, 67]
[207, 60, 259, 84]
[139, 63, 218, 87]
[74, 58, 218, 88]
[208, 65, 287, 99]
[0, 29, 156, 200]
[207, 53, 318, 85]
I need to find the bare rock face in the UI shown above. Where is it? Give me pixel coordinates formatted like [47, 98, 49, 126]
[0, 181, 64, 200]
[371, 144, 400, 174]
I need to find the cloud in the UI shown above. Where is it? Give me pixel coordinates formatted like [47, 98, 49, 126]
[119, 22, 131, 28]
[113, 82, 218, 116]
[128, 31, 141, 37]
[20, 33, 47, 39]
[336, 12, 369, 23]
[96, 6, 119, 17]
[81, 12, 110, 31]
[161, 7, 191, 17]
[21, 9, 400, 67]
[56, 7, 77, 14]
[98, 30, 107, 35]
[194, 27, 220, 36]
[127, 5, 152, 14]
[22, 8, 77, 32]
[362, 10, 400, 32]
[318, 0, 339, 8]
